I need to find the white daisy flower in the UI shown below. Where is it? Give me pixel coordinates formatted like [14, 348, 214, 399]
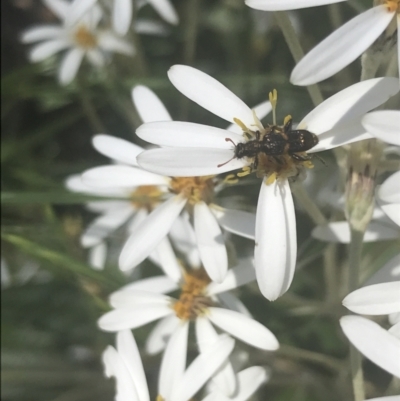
[136, 65, 399, 300]
[362, 111, 400, 147]
[341, 280, 400, 378]
[246, 0, 400, 85]
[21, 0, 134, 85]
[98, 258, 279, 394]
[377, 170, 400, 227]
[103, 329, 235, 401]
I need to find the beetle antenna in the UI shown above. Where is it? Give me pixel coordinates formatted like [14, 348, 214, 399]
[217, 155, 236, 168]
[225, 137, 237, 146]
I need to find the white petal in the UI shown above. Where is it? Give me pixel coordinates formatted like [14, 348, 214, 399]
[366, 397, 400, 401]
[168, 65, 253, 126]
[86, 49, 105, 67]
[82, 165, 168, 188]
[299, 77, 400, 135]
[195, 317, 237, 397]
[137, 147, 248, 176]
[207, 259, 256, 295]
[29, 39, 70, 62]
[126, 208, 149, 234]
[119, 195, 187, 271]
[109, 290, 172, 309]
[102, 345, 140, 401]
[98, 31, 135, 55]
[340, 315, 400, 378]
[67, 0, 97, 25]
[194, 202, 228, 283]
[246, 0, 345, 11]
[389, 322, 400, 339]
[311, 221, 399, 243]
[230, 366, 269, 401]
[58, 48, 84, 85]
[43, 0, 69, 20]
[117, 330, 149, 401]
[119, 275, 179, 294]
[208, 307, 279, 350]
[343, 282, 400, 315]
[145, 314, 181, 354]
[81, 205, 133, 247]
[98, 303, 173, 331]
[92, 135, 144, 166]
[172, 334, 235, 401]
[255, 179, 297, 301]
[113, 0, 133, 36]
[134, 19, 169, 36]
[132, 86, 172, 123]
[159, 322, 188, 400]
[364, 255, 400, 286]
[217, 292, 252, 317]
[379, 171, 400, 204]
[154, 237, 183, 282]
[21, 26, 63, 43]
[380, 203, 400, 227]
[291, 6, 395, 86]
[65, 174, 128, 197]
[362, 111, 400, 146]
[213, 206, 256, 240]
[137, 122, 243, 149]
[88, 242, 107, 270]
[147, 0, 179, 25]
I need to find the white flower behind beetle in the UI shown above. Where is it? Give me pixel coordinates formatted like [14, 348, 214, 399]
[21, 0, 134, 85]
[246, 0, 400, 85]
[362, 110, 400, 147]
[341, 280, 400, 378]
[136, 65, 399, 300]
[103, 329, 236, 401]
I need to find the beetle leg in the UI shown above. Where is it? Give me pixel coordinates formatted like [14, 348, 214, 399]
[290, 153, 311, 162]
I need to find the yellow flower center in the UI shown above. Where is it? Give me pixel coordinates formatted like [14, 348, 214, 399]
[172, 269, 212, 320]
[384, 0, 399, 12]
[73, 25, 97, 48]
[169, 176, 215, 205]
[130, 185, 164, 211]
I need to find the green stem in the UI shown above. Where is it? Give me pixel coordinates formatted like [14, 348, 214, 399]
[348, 228, 365, 401]
[290, 182, 327, 225]
[78, 90, 107, 133]
[273, 11, 324, 107]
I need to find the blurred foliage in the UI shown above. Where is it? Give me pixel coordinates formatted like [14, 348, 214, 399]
[1, 0, 398, 400]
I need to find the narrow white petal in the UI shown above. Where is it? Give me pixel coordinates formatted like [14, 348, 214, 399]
[126, 208, 149, 234]
[389, 322, 400, 339]
[132, 86, 172, 123]
[66, 174, 128, 197]
[58, 48, 84, 85]
[299, 77, 400, 134]
[291, 6, 395, 86]
[362, 111, 400, 146]
[379, 171, 400, 204]
[340, 315, 400, 378]
[29, 39, 70, 62]
[102, 345, 140, 401]
[169, 213, 198, 257]
[21, 26, 63, 43]
[98, 32, 135, 55]
[109, 290, 172, 309]
[119, 276, 179, 294]
[67, 0, 97, 25]
[137, 148, 248, 176]
[81, 206, 133, 247]
[311, 221, 399, 243]
[158, 322, 189, 400]
[147, 0, 179, 25]
[113, 0, 133, 36]
[213, 206, 256, 240]
[246, 0, 345, 11]
[117, 330, 150, 401]
[195, 317, 237, 397]
[119, 195, 187, 271]
[88, 242, 107, 270]
[365, 397, 400, 401]
[364, 255, 400, 286]
[145, 314, 181, 354]
[172, 335, 235, 401]
[379, 203, 400, 227]
[194, 202, 228, 283]
[98, 303, 173, 331]
[137, 121, 243, 149]
[92, 135, 144, 166]
[343, 282, 400, 315]
[86, 49, 105, 67]
[168, 65, 253, 126]
[154, 237, 183, 282]
[208, 307, 279, 350]
[207, 259, 256, 295]
[134, 19, 169, 36]
[82, 165, 168, 188]
[230, 366, 269, 401]
[43, 0, 69, 20]
[255, 179, 297, 301]
[217, 292, 252, 317]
